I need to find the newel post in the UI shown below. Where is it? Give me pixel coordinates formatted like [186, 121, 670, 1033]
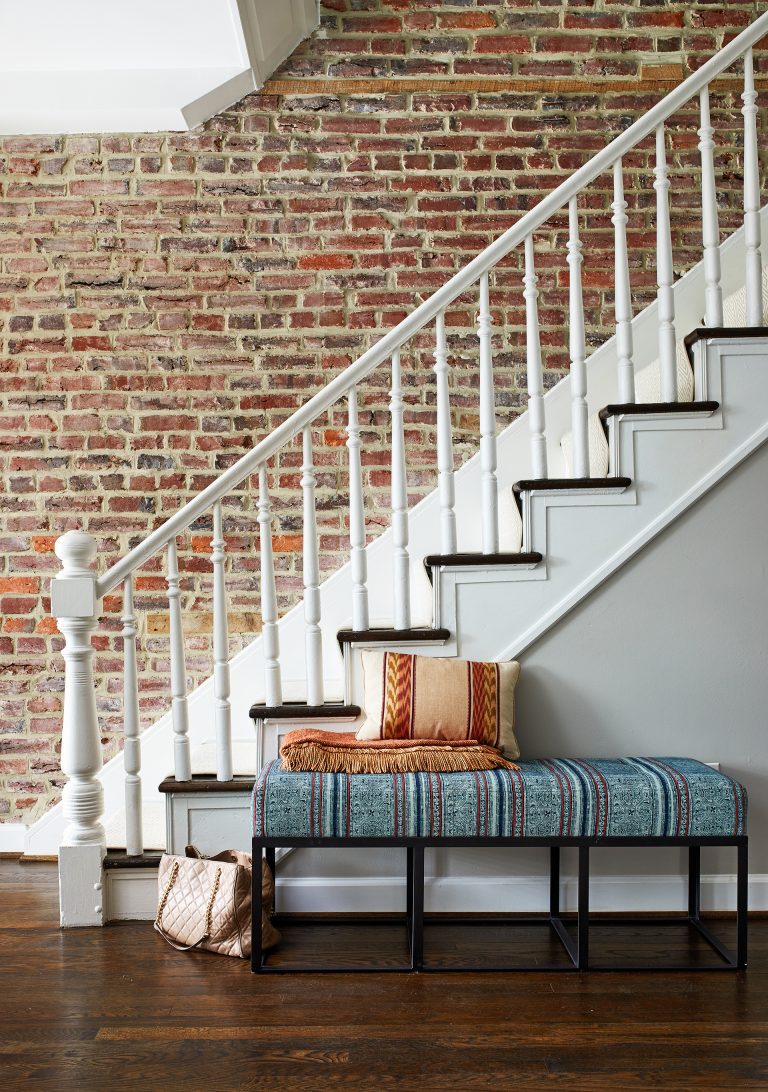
[52, 531, 106, 927]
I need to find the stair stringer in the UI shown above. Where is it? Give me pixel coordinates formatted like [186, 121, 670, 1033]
[442, 338, 768, 663]
[23, 209, 768, 856]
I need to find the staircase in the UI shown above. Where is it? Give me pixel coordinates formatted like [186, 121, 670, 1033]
[42, 14, 768, 925]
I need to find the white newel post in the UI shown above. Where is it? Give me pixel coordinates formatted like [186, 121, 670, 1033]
[52, 531, 106, 927]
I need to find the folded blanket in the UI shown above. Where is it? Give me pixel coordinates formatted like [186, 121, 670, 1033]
[279, 729, 519, 774]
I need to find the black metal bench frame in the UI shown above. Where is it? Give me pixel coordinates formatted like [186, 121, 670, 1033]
[251, 835, 748, 973]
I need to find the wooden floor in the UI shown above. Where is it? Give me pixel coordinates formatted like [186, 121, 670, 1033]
[3, 860, 768, 1090]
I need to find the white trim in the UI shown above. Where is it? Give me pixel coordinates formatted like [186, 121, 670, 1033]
[105, 869, 158, 922]
[275, 873, 768, 915]
[0, 824, 27, 854]
[103, 870, 768, 920]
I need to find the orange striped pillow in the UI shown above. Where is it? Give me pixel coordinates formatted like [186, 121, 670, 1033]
[356, 651, 521, 757]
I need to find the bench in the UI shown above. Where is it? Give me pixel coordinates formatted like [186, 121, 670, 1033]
[251, 756, 748, 973]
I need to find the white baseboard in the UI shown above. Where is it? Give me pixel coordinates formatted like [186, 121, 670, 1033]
[0, 823, 27, 854]
[103, 870, 768, 922]
[274, 874, 767, 914]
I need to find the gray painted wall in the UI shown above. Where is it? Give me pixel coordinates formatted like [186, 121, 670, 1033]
[513, 438, 768, 880]
[280, 441, 768, 905]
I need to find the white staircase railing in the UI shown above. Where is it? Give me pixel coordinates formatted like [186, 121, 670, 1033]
[50, 15, 768, 924]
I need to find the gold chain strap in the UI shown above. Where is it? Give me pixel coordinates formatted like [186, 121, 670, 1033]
[204, 867, 222, 937]
[155, 859, 222, 938]
[155, 859, 180, 927]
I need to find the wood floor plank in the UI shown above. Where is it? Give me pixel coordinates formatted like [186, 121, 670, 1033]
[2, 859, 767, 1090]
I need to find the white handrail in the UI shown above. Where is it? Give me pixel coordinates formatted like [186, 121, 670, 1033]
[96, 11, 768, 597]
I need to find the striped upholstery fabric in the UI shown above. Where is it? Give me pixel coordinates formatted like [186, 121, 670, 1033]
[253, 757, 747, 840]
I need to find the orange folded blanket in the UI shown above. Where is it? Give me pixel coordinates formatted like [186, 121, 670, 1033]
[279, 729, 519, 775]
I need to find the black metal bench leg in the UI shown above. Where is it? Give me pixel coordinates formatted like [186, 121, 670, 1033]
[737, 840, 748, 969]
[265, 846, 276, 913]
[577, 845, 589, 970]
[251, 839, 264, 973]
[410, 845, 424, 971]
[550, 846, 561, 917]
[688, 844, 701, 921]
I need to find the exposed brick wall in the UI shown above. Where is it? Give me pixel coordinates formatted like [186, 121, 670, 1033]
[2, 1, 767, 825]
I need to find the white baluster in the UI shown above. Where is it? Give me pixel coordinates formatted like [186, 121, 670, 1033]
[166, 538, 191, 782]
[121, 574, 143, 856]
[612, 160, 636, 403]
[698, 85, 723, 327]
[477, 271, 499, 550]
[567, 197, 590, 476]
[742, 47, 763, 326]
[302, 427, 324, 706]
[257, 464, 282, 707]
[434, 310, 457, 551]
[346, 386, 369, 631]
[654, 123, 678, 402]
[211, 501, 232, 781]
[52, 531, 106, 926]
[523, 235, 548, 478]
[390, 349, 411, 629]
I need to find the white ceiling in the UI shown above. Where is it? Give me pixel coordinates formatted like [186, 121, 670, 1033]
[0, 0, 318, 134]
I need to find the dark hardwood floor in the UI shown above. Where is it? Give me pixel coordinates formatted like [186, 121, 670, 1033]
[2, 859, 768, 1090]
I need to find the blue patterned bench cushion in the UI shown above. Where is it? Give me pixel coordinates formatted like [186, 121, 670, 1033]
[253, 757, 746, 840]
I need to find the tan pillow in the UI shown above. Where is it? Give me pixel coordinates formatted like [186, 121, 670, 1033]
[356, 651, 521, 758]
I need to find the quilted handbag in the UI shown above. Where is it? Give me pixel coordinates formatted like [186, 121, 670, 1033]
[154, 845, 280, 958]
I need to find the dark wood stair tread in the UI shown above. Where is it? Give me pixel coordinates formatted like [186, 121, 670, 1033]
[248, 701, 361, 722]
[336, 627, 450, 647]
[599, 400, 719, 423]
[684, 326, 768, 351]
[104, 850, 163, 868]
[513, 477, 632, 494]
[159, 773, 257, 793]
[424, 551, 542, 568]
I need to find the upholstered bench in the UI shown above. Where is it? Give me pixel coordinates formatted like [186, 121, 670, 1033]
[251, 757, 748, 973]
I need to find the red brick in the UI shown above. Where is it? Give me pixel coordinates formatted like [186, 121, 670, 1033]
[31, 536, 57, 553]
[472, 35, 529, 55]
[297, 254, 354, 270]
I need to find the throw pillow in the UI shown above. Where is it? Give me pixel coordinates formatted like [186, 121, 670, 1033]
[356, 651, 521, 757]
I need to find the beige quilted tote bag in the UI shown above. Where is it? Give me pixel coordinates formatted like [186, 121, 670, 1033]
[154, 846, 280, 958]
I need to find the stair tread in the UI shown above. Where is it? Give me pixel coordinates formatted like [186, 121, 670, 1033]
[248, 701, 361, 721]
[599, 400, 719, 423]
[104, 850, 163, 869]
[425, 551, 543, 567]
[336, 626, 451, 646]
[513, 476, 632, 494]
[159, 773, 257, 794]
[684, 325, 768, 350]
